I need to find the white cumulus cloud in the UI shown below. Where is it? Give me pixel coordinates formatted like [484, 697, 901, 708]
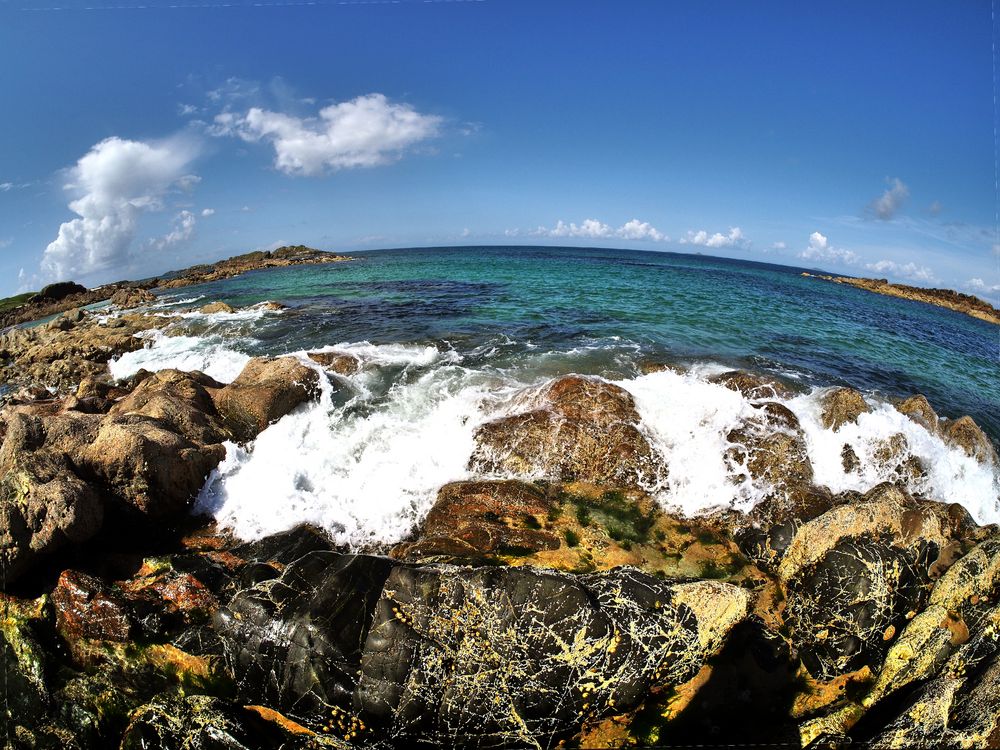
[212, 93, 442, 176]
[798, 231, 859, 266]
[865, 259, 936, 283]
[530, 218, 668, 242]
[201, 208, 215, 217]
[868, 177, 909, 220]
[681, 226, 749, 249]
[41, 136, 199, 280]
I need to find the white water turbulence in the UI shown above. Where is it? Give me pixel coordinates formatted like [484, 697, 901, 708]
[789, 391, 1000, 525]
[108, 330, 251, 384]
[619, 367, 766, 515]
[195, 346, 506, 547]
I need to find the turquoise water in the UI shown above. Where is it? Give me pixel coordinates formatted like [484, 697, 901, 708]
[154, 245, 999, 441]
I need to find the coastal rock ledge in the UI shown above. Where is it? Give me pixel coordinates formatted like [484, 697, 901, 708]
[2, 307, 1000, 748]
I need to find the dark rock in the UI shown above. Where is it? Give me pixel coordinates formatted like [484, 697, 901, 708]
[355, 564, 749, 748]
[33, 281, 87, 302]
[0, 596, 50, 731]
[468, 375, 668, 488]
[212, 357, 321, 442]
[777, 485, 958, 681]
[215, 552, 394, 718]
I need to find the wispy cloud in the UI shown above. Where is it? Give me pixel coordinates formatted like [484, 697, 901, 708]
[867, 177, 909, 220]
[211, 93, 442, 177]
[966, 277, 1000, 294]
[680, 226, 749, 249]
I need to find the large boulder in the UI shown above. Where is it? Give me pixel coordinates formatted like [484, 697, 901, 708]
[198, 301, 235, 314]
[778, 485, 963, 681]
[109, 369, 229, 445]
[32, 281, 87, 302]
[80, 415, 225, 517]
[212, 357, 321, 442]
[0, 431, 104, 582]
[468, 375, 667, 489]
[355, 564, 750, 748]
[894, 394, 939, 433]
[215, 552, 394, 718]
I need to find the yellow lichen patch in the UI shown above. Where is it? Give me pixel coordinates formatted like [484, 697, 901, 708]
[798, 701, 866, 748]
[244, 705, 315, 736]
[669, 581, 751, 653]
[144, 643, 219, 688]
[778, 497, 950, 583]
[574, 712, 638, 748]
[791, 665, 871, 719]
[659, 663, 713, 722]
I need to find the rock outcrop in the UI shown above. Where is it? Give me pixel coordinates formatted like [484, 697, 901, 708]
[211, 356, 321, 442]
[469, 375, 668, 489]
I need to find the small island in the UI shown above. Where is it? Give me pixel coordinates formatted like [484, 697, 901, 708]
[802, 272, 1000, 325]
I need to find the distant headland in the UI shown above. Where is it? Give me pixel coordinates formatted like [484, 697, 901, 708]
[0, 245, 353, 328]
[802, 272, 1000, 325]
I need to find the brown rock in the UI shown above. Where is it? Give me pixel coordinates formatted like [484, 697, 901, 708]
[709, 370, 795, 400]
[198, 301, 235, 314]
[0, 445, 104, 582]
[895, 394, 939, 433]
[306, 351, 361, 376]
[212, 356, 321, 442]
[820, 387, 872, 430]
[52, 569, 131, 644]
[941, 415, 999, 466]
[469, 375, 667, 488]
[259, 300, 287, 311]
[81, 415, 226, 516]
[393, 480, 560, 561]
[110, 287, 156, 309]
[109, 369, 229, 444]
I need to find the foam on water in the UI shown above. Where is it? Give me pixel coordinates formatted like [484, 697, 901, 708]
[108, 330, 251, 383]
[619, 367, 765, 514]
[789, 390, 1000, 525]
[196, 361, 504, 546]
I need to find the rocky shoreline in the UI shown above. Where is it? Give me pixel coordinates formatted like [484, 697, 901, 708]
[0, 246, 353, 330]
[802, 272, 1000, 325]
[2, 298, 1000, 748]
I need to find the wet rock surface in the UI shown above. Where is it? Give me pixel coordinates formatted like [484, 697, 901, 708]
[469, 375, 668, 489]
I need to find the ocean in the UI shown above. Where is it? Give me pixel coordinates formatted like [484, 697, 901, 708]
[106, 245, 1000, 546]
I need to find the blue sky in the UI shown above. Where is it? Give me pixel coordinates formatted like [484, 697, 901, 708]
[1, 0, 996, 301]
